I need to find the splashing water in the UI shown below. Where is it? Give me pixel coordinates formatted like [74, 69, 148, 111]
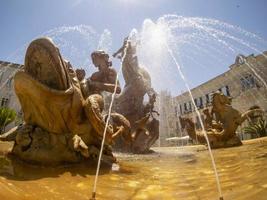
[134, 14, 267, 200]
[0, 25, 113, 91]
[89, 14, 267, 199]
[90, 66, 121, 200]
[1, 15, 267, 200]
[97, 29, 113, 53]
[137, 15, 267, 94]
[167, 45, 224, 200]
[136, 15, 267, 156]
[2, 16, 266, 95]
[91, 30, 137, 200]
[5, 25, 98, 66]
[137, 19, 224, 197]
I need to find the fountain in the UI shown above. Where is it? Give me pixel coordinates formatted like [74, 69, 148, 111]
[0, 14, 267, 200]
[113, 36, 159, 153]
[179, 91, 263, 148]
[0, 37, 130, 165]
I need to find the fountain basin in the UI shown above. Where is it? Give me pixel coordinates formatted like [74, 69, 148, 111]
[0, 137, 266, 200]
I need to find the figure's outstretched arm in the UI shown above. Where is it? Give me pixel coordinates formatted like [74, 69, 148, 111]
[113, 46, 124, 58]
[113, 38, 128, 58]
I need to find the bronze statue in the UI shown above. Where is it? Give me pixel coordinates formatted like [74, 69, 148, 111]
[179, 92, 263, 148]
[113, 37, 159, 153]
[179, 116, 219, 146]
[203, 108, 213, 130]
[89, 50, 121, 95]
[0, 37, 129, 165]
[203, 108, 223, 131]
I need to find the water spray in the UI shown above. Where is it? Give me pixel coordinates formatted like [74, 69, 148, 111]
[90, 61, 121, 200]
[90, 33, 133, 200]
[166, 44, 224, 200]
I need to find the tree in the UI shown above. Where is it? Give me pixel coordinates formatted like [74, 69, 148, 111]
[0, 107, 17, 134]
[243, 118, 267, 138]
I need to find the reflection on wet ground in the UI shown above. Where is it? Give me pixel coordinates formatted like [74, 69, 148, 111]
[0, 138, 266, 200]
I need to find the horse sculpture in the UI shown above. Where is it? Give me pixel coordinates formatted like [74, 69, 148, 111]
[179, 92, 262, 148]
[113, 37, 159, 153]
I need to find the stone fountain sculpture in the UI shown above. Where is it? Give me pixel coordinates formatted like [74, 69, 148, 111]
[0, 37, 131, 165]
[112, 37, 159, 153]
[179, 92, 263, 148]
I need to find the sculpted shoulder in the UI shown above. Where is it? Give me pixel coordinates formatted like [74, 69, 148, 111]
[90, 71, 101, 81]
[108, 67, 118, 76]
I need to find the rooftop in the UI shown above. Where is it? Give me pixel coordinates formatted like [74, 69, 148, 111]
[0, 60, 22, 69]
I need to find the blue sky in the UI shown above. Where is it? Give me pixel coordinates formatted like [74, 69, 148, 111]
[1, 0, 267, 94]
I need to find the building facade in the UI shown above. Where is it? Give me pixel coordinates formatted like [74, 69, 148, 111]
[158, 52, 267, 145]
[154, 91, 188, 147]
[0, 61, 22, 131]
[1, 52, 267, 142]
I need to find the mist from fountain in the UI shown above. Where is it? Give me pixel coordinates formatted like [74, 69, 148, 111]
[167, 45, 224, 199]
[1, 15, 267, 200]
[136, 15, 267, 95]
[91, 29, 137, 200]
[134, 15, 267, 200]
[0, 25, 113, 93]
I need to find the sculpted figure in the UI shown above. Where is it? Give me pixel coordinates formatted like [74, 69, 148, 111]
[113, 37, 159, 153]
[0, 37, 129, 165]
[179, 92, 263, 148]
[203, 108, 213, 130]
[113, 37, 129, 60]
[75, 68, 86, 82]
[89, 50, 121, 95]
[179, 116, 219, 146]
[211, 92, 263, 140]
[203, 108, 223, 131]
[87, 50, 131, 147]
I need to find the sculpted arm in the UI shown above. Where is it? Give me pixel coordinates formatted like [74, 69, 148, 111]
[113, 39, 127, 58]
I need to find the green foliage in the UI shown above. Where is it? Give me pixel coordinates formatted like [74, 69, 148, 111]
[0, 107, 17, 134]
[243, 118, 267, 137]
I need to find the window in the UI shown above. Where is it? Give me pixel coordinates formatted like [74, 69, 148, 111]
[1, 98, 9, 107]
[225, 85, 230, 96]
[179, 104, 182, 114]
[7, 78, 12, 88]
[241, 74, 257, 91]
[205, 94, 210, 104]
[193, 97, 203, 108]
[199, 97, 203, 108]
[184, 102, 188, 111]
[188, 101, 192, 111]
[221, 85, 231, 96]
[194, 98, 198, 106]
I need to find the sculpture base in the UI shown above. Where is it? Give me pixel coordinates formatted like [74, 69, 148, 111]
[114, 118, 159, 154]
[1, 125, 116, 165]
[210, 135, 242, 149]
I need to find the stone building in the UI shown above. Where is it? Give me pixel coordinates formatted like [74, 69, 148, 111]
[156, 91, 174, 146]
[0, 61, 22, 131]
[1, 51, 267, 142]
[160, 51, 267, 143]
[155, 90, 188, 147]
